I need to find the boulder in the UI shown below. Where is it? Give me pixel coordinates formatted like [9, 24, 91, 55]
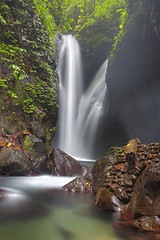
[21, 134, 49, 174]
[0, 148, 31, 176]
[93, 145, 134, 210]
[120, 162, 160, 232]
[93, 141, 160, 214]
[62, 171, 94, 192]
[92, 147, 119, 191]
[95, 187, 121, 211]
[51, 149, 89, 177]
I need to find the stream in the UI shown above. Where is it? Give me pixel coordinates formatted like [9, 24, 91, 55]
[0, 175, 155, 240]
[0, 176, 125, 240]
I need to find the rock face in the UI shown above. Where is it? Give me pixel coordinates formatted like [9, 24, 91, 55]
[0, 0, 58, 147]
[120, 162, 160, 232]
[0, 148, 31, 176]
[0, 133, 51, 176]
[22, 134, 49, 174]
[105, 0, 160, 148]
[62, 173, 94, 192]
[94, 140, 160, 233]
[92, 147, 119, 191]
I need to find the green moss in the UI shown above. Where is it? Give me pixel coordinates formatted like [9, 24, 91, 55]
[22, 135, 34, 152]
[0, 0, 58, 135]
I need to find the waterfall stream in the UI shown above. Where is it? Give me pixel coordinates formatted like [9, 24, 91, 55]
[56, 35, 108, 160]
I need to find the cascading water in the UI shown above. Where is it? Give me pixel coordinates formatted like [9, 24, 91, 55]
[56, 34, 108, 160]
[57, 35, 83, 155]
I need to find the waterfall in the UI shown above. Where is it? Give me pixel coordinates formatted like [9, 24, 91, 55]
[56, 35, 108, 160]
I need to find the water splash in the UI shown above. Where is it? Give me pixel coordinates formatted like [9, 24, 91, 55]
[56, 35, 108, 159]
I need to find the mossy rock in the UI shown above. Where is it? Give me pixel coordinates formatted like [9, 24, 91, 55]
[22, 134, 49, 174]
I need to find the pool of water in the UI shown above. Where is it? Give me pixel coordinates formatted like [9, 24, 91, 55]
[0, 177, 156, 240]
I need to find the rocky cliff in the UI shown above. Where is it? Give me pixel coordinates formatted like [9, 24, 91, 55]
[105, 0, 160, 148]
[0, 0, 58, 147]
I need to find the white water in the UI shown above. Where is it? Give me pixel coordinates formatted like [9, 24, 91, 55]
[0, 176, 76, 193]
[57, 35, 83, 155]
[57, 35, 108, 160]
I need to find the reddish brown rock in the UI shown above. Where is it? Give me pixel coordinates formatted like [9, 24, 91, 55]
[62, 173, 94, 192]
[93, 139, 160, 235]
[95, 187, 121, 211]
[92, 147, 117, 190]
[114, 188, 129, 203]
[120, 162, 160, 232]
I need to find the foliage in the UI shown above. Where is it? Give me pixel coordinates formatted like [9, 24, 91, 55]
[32, 0, 128, 55]
[33, 0, 57, 44]
[0, 0, 132, 143]
[111, 6, 129, 55]
[47, 0, 128, 62]
[0, 0, 57, 127]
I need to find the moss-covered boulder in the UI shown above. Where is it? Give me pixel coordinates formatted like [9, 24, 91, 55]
[22, 134, 49, 174]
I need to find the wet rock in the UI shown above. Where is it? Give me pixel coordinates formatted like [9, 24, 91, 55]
[21, 134, 49, 174]
[51, 149, 89, 176]
[131, 216, 160, 232]
[93, 140, 160, 224]
[114, 188, 130, 203]
[120, 163, 128, 174]
[95, 187, 121, 211]
[120, 162, 160, 232]
[0, 147, 31, 176]
[125, 139, 139, 173]
[92, 147, 118, 190]
[62, 172, 94, 192]
[30, 120, 46, 141]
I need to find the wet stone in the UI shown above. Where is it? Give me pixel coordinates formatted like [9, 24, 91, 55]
[112, 176, 118, 183]
[137, 147, 143, 152]
[105, 178, 110, 182]
[114, 188, 130, 203]
[155, 158, 160, 163]
[125, 188, 133, 193]
[117, 157, 126, 163]
[136, 161, 145, 170]
[147, 154, 152, 159]
[130, 174, 136, 182]
[152, 154, 157, 159]
[117, 178, 125, 186]
[123, 178, 133, 187]
[117, 172, 122, 178]
[109, 184, 117, 191]
[127, 193, 132, 198]
[139, 155, 146, 161]
[103, 182, 110, 188]
[114, 164, 122, 171]
[121, 163, 128, 174]
[110, 170, 116, 175]
[154, 150, 159, 154]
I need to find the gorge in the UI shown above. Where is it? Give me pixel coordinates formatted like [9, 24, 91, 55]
[0, 0, 160, 239]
